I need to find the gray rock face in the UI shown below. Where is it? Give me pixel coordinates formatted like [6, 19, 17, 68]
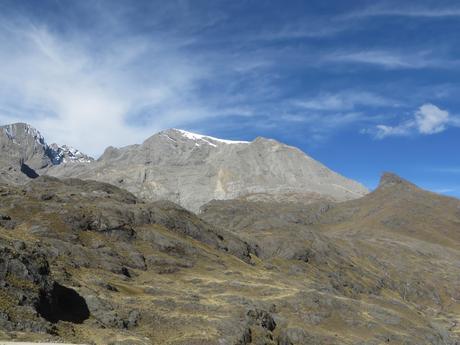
[0, 123, 93, 183]
[0, 123, 50, 169]
[48, 129, 368, 212]
[0, 123, 48, 183]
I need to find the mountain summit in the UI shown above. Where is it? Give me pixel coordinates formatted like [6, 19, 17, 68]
[48, 128, 369, 211]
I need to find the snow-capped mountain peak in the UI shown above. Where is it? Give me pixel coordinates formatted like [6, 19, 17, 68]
[48, 143, 94, 164]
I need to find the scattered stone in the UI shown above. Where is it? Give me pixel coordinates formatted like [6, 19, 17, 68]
[247, 309, 276, 332]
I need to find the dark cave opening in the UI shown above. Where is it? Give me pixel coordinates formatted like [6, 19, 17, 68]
[37, 283, 90, 324]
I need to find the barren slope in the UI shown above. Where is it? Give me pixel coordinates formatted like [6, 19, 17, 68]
[0, 174, 458, 344]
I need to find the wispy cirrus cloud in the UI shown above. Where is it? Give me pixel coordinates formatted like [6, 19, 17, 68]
[0, 5, 278, 156]
[0, 21, 211, 156]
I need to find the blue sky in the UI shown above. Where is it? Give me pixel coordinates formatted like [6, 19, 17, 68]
[0, 0, 459, 196]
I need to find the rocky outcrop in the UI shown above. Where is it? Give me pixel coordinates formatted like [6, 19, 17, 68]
[1, 176, 254, 263]
[0, 241, 89, 332]
[378, 171, 418, 190]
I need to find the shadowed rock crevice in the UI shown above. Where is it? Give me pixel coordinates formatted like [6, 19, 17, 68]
[37, 283, 90, 324]
[20, 163, 39, 178]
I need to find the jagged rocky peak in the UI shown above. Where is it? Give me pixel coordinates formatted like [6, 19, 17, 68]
[0, 122, 93, 183]
[1, 122, 46, 147]
[0, 123, 52, 173]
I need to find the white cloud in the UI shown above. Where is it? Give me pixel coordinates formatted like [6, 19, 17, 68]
[415, 103, 449, 134]
[372, 103, 460, 139]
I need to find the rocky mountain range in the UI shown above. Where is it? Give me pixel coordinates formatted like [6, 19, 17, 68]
[0, 124, 368, 211]
[0, 122, 459, 344]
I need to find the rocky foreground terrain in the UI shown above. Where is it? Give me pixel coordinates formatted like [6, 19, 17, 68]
[0, 173, 458, 344]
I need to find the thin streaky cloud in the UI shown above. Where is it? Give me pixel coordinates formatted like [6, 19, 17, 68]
[326, 50, 458, 70]
[250, 21, 348, 42]
[373, 123, 413, 139]
[292, 91, 396, 111]
[347, 5, 460, 18]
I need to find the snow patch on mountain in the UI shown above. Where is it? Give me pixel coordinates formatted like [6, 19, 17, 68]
[173, 129, 250, 146]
